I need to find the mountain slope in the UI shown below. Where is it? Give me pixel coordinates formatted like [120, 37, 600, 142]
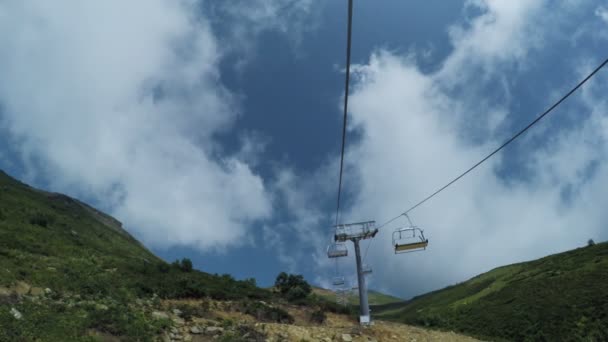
[312, 287, 403, 306]
[375, 242, 608, 341]
[0, 170, 268, 340]
[0, 170, 480, 341]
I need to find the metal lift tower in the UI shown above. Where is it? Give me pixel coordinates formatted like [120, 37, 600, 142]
[331, 220, 378, 324]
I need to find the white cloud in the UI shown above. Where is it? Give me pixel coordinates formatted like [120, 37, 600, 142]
[344, 52, 608, 297]
[342, 1, 608, 298]
[295, 0, 608, 297]
[0, 1, 272, 250]
[596, 6, 608, 23]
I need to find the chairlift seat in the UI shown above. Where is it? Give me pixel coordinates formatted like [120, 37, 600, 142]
[332, 276, 345, 286]
[392, 226, 428, 254]
[395, 240, 428, 253]
[327, 243, 348, 258]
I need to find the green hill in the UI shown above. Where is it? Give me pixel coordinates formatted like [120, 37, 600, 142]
[375, 242, 608, 341]
[0, 170, 272, 340]
[312, 287, 403, 306]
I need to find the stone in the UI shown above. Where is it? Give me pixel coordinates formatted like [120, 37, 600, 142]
[190, 326, 202, 334]
[30, 287, 45, 296]
[321, 338, 332, 342]
[162, 333, 171, 342]
[47, 267, 56, 271]
[171, 327, 178, 334]
[152, 311, 170, 320]
[95, 303, 109, 311]
[0, 287, 11, 296]
[183, 334, 192, 342]
[341, 334, 353, 342]
[44, 288, 52, 294]
[172, 308, 182, 316]
[10, 307, 22, 320]
[172, 317, 185, 326]
[206, 326, 224, 334]
[14, 281, 31, 295]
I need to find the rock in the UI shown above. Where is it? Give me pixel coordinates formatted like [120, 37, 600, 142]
[183, 334, 192, 342]
[190, 326, 202, 334]
[95, 303, 109, 311]
[10, 307, 22, 320]
[321, 338, 332, 342]
[71, 230, 78, 236]
[152, 311, 170, 320]
[171, 327, 178, 334]
[172, 308, 182, 316]
[172, 317, 185, 326]
[162, 333, 171, 342]
[47, 267, 56, 272]
[0, 287, 10, 296]
[30, 287, 45, 296]
[341, 334, 353, 342]
[206, 326, 224, 334]
[14, 281, 31, 295]
[44, 288, 52, 294]
[173, 334, 183, 341]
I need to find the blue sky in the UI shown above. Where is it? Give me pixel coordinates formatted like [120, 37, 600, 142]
[1, 1, 608, 299]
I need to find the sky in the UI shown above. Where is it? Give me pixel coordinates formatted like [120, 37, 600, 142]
[1, 0, 607, 299]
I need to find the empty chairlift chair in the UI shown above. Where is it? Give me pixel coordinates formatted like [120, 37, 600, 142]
[327, 243, 348, 258]
[392, 227, 428, 254]
[332, 276, 345, 287]
[362, 264, 372, 275]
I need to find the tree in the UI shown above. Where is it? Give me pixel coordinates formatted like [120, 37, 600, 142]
[274, 272, 311, 301]
[588, 239, 596, 247]
[180, 258, 193, 272]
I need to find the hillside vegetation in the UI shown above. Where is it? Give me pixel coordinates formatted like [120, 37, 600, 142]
[312, 287, 403, 306]
[0, 169, 481, 341]
[0, 170, 271, 340]
[375, 242, 608, 341]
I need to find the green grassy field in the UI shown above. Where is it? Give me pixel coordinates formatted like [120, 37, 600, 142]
[312, 287, 403, 306]
[375, 241, 608, 341]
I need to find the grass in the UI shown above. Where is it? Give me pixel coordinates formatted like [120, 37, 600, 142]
[0, 170, 271, 340]
[375, 242, 608, 341]
[312, 287, 402, 306]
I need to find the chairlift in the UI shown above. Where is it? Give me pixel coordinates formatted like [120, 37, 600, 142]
[332, 276, 345, 286]
[362, 264, 372, 274]
[392, 226, 428, 254]
[327, 242, 348, 258]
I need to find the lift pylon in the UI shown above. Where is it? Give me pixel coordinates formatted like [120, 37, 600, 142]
[329, 220, 377, 325]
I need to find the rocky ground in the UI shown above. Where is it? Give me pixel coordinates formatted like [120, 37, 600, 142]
[1, 281, 479, 342]
[154, 299, 480, 342]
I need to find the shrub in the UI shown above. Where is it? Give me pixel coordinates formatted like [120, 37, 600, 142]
[29, 212, 54, 228]
[180, 258, 193, 272]
[239, 301, 294, 324]
[310, 309, 326, 324]
[274, 272, 311, 302]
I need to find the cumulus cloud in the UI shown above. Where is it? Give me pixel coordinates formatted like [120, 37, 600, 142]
[339, 1, 608, 298]
[0, 1, 272, 250]
[596, 6, 608, 23]
[272, 0, 608, 297]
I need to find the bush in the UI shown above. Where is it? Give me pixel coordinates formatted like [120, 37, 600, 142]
[29, 212, 54, 228]
[310, 309, 326, 324]
[171, 258, 193, 272]
[274, 272, 311, 302]
[180, 258, 193, 272]
[588, 239, 596, 247]
[239, 301, 294, 324]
